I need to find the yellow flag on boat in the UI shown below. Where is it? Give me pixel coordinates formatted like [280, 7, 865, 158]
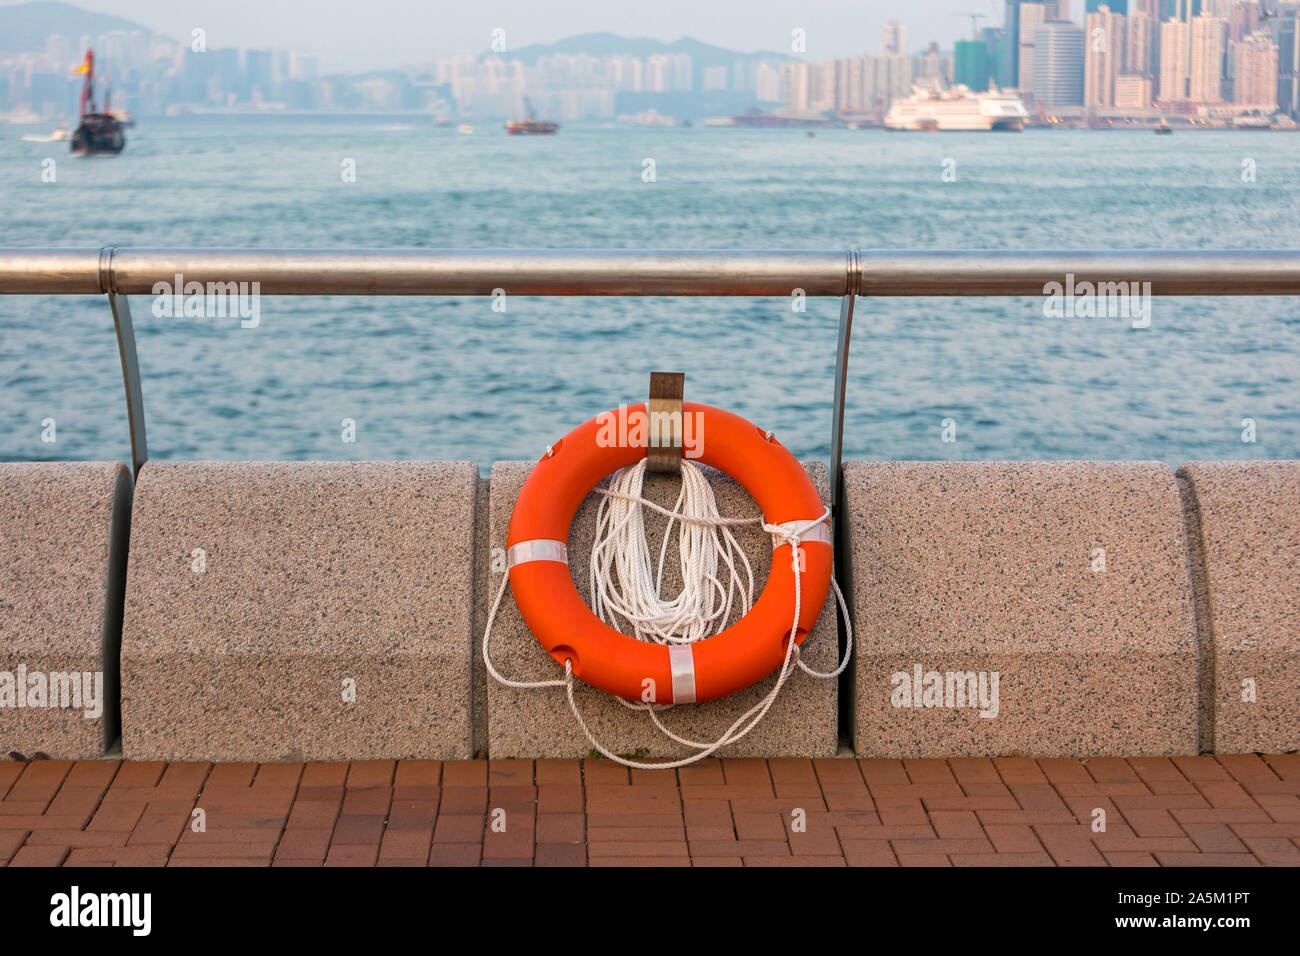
[72, 60, 90, 74]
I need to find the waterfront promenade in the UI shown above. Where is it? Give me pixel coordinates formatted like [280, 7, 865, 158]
[3, 754, 1298, 867]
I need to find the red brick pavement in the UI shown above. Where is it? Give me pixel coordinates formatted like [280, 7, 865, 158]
[1, 754, 1297, 867]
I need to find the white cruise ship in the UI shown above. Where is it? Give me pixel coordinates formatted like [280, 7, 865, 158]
[885, 83, 1029, 132]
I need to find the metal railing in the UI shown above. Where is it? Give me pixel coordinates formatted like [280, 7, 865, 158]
[4, 247, 1300, 519]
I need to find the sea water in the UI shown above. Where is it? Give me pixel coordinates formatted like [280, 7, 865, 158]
[2, 116, 1297, 467]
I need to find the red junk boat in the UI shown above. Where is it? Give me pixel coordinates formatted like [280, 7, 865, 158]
[71, 49, 125, 156]
[505, 97, 558, 135]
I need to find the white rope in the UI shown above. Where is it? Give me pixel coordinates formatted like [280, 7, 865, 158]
[590, 459, 754, 646]
[481, 571, 568, 689]
[480, 458, 854, 769]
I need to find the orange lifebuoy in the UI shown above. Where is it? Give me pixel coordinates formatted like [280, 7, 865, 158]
[506, 402, 832, 705]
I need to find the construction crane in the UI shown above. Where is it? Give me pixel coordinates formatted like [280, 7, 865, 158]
[954, 11, 987, 40]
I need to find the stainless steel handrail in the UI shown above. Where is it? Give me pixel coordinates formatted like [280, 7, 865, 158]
[5, 247, 1300, 295]
[4, 246, 1299, 514]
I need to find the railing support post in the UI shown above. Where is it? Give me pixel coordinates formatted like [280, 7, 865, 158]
[830, 248, 861, 526]
[107, 291, 148, 477]
[830, 256, 861, 735]
[829, 292, 855, 524]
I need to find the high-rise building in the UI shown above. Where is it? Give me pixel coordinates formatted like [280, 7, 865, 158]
[810, 60, 836, 111]
[876, 50, 915, 107]
[755, 61, 781, 102]
[1275, 7, 1300, 116]
[882, 20, 907, 56]
[917, 41, 946, 83]
[1233, 31, 1278, 109]
[781, 62, 810, 110]
[1019, 1, 1048, 93]
[1085, 5, 1127, 110]
[671, 53, 693, 92]
[982, 25, 1006, 84]
[1189, 14, 1226, 102]
[955, 39, 992, 90]
[1125, 11, 1158, 76]
[1034, 20, 1086, 106]
[1002, 1, 1022, 87]
[833, 56, 872, 111]
[1228, 2, 1261, 43]
[1159, 17, 1190, 100]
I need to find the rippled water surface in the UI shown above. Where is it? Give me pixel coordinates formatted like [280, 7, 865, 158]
[2, 116, 1297, 467]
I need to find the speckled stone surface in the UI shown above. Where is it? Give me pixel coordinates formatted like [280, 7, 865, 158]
[485, 460, 838, 759]
[0, 462, 131, 758]
[121, 461, 477, 761]
[470, 476, 489, 757]
[844, 461, 1199, 758]
[1178, 461, 1300, 755]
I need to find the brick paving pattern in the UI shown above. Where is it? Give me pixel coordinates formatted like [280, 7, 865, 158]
[1, 754, 1297, 866]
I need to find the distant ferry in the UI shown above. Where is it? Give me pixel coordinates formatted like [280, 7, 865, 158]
[885, 83, 1028, 132]
[506, 119, 558, 135]
[506, 96, 558, 135]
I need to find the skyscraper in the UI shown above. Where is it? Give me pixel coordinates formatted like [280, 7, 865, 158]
[1159, 17, 1190, 100]
[1034, 20, 1086, 107]
[781, 62, 810, 110]
[1228, 2, 1262, 43]
[882, 20, 907, 57]
[1125, 10, 1158, 76]
[1019, 1, 1048, 94]
[1189, 14, 1226, 102]
[1085, 5, 1127, 111]
[955, 41, 992, 90]
[1001, 0, 1022, 87]
[1233, 32, 1278, 109]
[1275, 7, 1300, 116]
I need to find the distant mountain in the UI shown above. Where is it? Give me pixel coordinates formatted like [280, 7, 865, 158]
[501, 32, 795, 68]
[0, 1, 151, 58]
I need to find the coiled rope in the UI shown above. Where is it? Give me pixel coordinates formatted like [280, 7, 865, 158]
[482, 457, 853, 769]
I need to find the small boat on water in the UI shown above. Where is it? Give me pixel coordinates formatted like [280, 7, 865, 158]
[22, 124, 69, 143]
[458, 123, 474, 134]
[506, 97, 558, 135]
[1155, 119, 1172, 134]
[70, 49, 125, 156]
[506, 119, 558, 135]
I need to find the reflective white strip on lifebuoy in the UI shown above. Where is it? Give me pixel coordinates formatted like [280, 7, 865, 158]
[668, 644, 697, 704]
[767, 519, 833, 549]
[508, 539, 568, 568]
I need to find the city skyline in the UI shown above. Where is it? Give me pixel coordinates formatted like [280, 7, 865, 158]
[2, 0, 1298, 123]
[0, 0, 1075, 73]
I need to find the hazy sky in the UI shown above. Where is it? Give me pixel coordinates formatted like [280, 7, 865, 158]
[5, 0, 1034, 72]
